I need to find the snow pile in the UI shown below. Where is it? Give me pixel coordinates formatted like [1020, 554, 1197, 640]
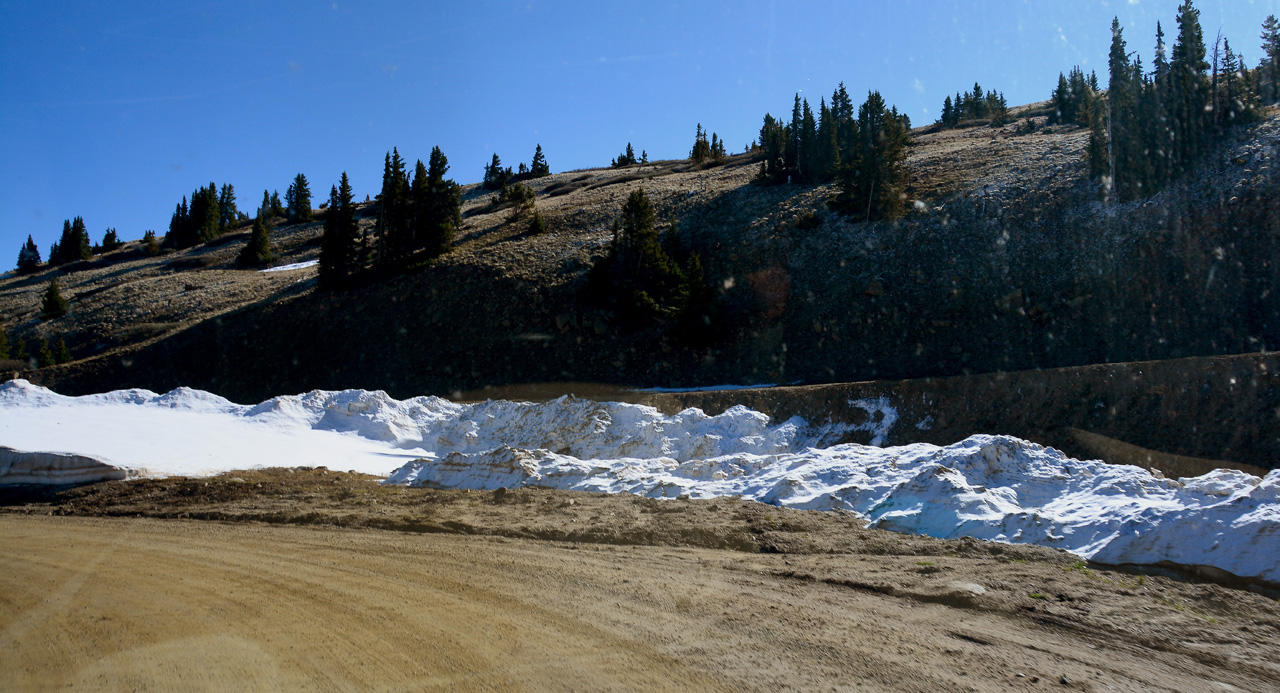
[0, 447, 126, 485]
[2, 379, 1277, 583]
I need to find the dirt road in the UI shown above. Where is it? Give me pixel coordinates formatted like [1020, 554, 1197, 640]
[3, 513, 1277, 692]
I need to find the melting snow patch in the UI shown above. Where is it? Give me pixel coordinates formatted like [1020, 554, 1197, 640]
[261, 259, 318, 272]
[2, 379, 1277, 583]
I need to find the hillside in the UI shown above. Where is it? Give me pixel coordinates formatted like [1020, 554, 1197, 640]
[2, 103, 1278, 468]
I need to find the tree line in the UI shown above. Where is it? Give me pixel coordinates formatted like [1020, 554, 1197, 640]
[1082, 3, 1277, 201]
[749, 85, 912, 222]
[939, 82, 1014, 128]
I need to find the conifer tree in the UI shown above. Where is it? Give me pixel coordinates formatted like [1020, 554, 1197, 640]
[286, 174, 313, 223]
[528, 209, 547, 235]
[1107, 18, 1142, 199]
[270, 191, 285, 219]
[1259, 15, 1280, 102]
[0, 326, 8, 360]
[142, 230, 160, 257]
[483, 153, 511, 189]
[35, 338, 55, 368]
[754, 113, 788, 184]
[11, 332, 28, 362]
[422, 146, 461, 257]
[690, 123, 712, 165]
[100, 228, 121, 252]
[798, 98, 818, 181]
[834, 91, 908, 222]
[529, 144, 550, 178]
[237, 213, 274, 267]
[16, 235, 41, 273]
[640, 149, 647, 164]
[1169, 0, 1209, 176]
[376, 148, 411, 266]
[55, 338, 71, 364]
[319, 172, 360, 289]
[785, 94, 802, 177]
[41, 277, 68, 319]
[218, 184, 238, 230]
[816, 97, 838, 178]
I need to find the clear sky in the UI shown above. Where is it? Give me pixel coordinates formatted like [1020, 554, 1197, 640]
[1, 0, 1275, 257]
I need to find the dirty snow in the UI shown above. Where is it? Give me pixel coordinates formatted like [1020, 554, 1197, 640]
[260, 259, 319, 272]
[1, 379, 1276, 583]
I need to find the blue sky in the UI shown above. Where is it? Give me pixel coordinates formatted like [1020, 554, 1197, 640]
[1, 0, 1274, 257]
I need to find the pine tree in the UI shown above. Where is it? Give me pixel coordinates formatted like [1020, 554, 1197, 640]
[11, 332, 28, 362]
[1259, 15, 1280, 102]
[816, 97, 838, 179]
[41, 277, 68, 319]
[640, 149, 648, 164]
[784, 94, 802, 178]
[54, 338, 71, 364]
[142, 230, 160, 257]
[690, 123, 712, 165]
[483, 153, 513, 189]
[16, 235, 41, 273]
[100, 228, 121, 252]
[236, 213, 274, 267]
[798, 98, 818, 182]
[530, 144, 550, 178]
[419, 146, 461, 258]
[1107, 18, 1141, 199]
[285, 174, 312, 223]
[528, 209, 547, 235]
[35, 338, 55, 368]
[218, 184, 238, 230]
[376, 148, 411, 267]
[1169, 0, 1209, 176]
[0, 326, 8, 360]
[754, 113, 788, 184]
[270, 191, 285, 219]
[319, 172, 360, 289]
[834, 91, 908, 222]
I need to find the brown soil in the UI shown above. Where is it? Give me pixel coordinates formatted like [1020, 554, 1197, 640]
[3, 472, 1279, 691]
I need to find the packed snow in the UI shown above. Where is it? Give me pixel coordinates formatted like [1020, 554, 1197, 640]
[1, 379, 1277, 583]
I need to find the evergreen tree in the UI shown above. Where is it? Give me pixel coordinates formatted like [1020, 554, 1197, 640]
[237, 213, 274, 267]
[816, 97, 838, 179]
[35, 338, 55, 368]
[285, 174, 313, 223]
[690, 123, 712, 165]
[142, 230, 160, 257]
[168, 197, 191, 248]
[784, 94, 802, 178]
[503, 181, 536, 222]
[641, 149, 648, 164]
[1260, 15, 1280, 102]
[423, 146, 461, 257]
[613, 143, 638, 167]
[797, 98, 818, 182]
[528, 209, 547, 235]
[187, 183, 221, 243]
[483, 153, 512, 189]
[11, 332, 28, 362]
[100, 228, 121, 252]
[586, 188, 698, 324]
[319, 172, 360, 289]
[754, 113, 788, 184]
[529, 144, 550, 178]
[1107, 18, 1142, 199]
[218, 183, 239, 230]
[376, 148, 411, 266]
[54, 338, 71, 364]
[270, 191, 285, 219]
[1169, 0, 1209, 176]
[41, 277, 68, 319]
[834, 91, 909, 222]
[16, 235, 41, 273]
[0, 326, 8, 360]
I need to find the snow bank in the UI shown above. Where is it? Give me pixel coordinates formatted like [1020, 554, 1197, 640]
[261, 259, 318, 272]
[0, 446, 126, 485]
[2, 379, 1277, 583]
